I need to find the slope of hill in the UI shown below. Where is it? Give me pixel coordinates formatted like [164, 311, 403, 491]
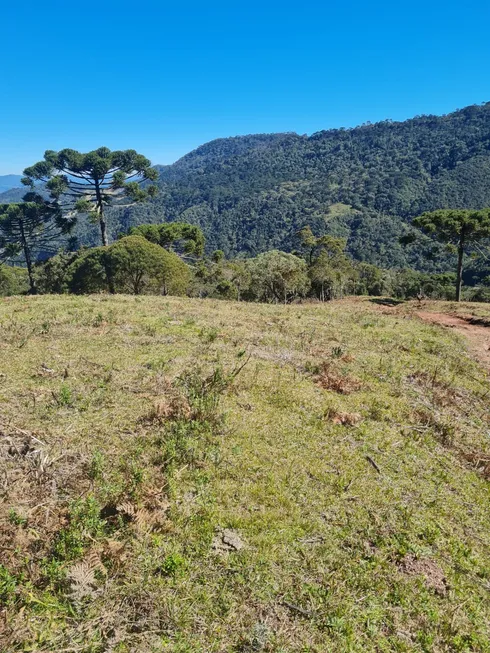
[0, 174, 22, 195]
[113, 102, 490, 270]
[1, 295, 489, 651]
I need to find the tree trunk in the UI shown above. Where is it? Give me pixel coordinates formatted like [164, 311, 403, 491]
[94, 180, 109, 247]
[19, 221, 36, 295]
[134, 271, 143, 295]
[105, 256, 115, 294]
[94, 180, 115, 293]
[456, 232, 465, 302]
[100, 215, 109, 247]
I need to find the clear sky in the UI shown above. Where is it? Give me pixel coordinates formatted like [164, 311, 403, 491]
[1, 0, 489, 174]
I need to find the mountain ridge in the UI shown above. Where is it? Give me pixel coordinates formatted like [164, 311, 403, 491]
[116, 101, 490, 271]
[0, 174, 22, 194]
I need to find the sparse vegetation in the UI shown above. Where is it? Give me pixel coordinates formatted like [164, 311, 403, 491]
[1, 294, 489, 651]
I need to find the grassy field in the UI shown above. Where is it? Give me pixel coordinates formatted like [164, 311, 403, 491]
[1, 295, 489, 652]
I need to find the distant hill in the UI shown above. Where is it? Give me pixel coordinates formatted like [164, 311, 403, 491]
[0, 174, 22, 194]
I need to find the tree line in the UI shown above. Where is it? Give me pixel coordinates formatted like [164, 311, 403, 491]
[2, 146, 490, 303]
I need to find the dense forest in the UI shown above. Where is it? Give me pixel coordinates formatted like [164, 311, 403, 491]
[101, 102, 490, 276]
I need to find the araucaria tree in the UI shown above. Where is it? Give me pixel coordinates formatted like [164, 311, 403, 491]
[22, 148, 158, 247]
[413, 209, 490, 301]
[0, 194, 74, 294]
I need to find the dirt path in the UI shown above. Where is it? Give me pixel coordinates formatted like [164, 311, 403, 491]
[417, 311, 490, 371]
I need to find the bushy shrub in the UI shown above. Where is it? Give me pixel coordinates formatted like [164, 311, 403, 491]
[34, 251, 79, 294]
[386, 269, 456, 300]
[245, 250, 310, 303]
[0, 264, 29, 296]
[59, 236, 191, 296]
[130, 222, 205, 258]
[465, 286, 490, 302]
[67, 248, 108, 294]
[108, 236, 191, 295]
[354, 262, 387, 296]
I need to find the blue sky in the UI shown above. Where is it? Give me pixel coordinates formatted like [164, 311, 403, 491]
[1, 0, 489, 174]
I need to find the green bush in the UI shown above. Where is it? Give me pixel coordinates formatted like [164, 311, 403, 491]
[387, 269, 456, 300]
[0, 264, 29, 296]
[465, 286, 490, 302]
[108, 236, 191, 295]
[0, 565, 18, 606]
[52, 496, 106, 561]
[60, 236, 191, 296]
[34, 251, 79, 294]
[130, 222, 205, 258]
[67, 248, 108, 294]
[245, 250, 310, 303]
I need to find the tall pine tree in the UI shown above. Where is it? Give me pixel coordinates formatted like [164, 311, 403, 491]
[0, 193, 74, 294]
[22, 148, 158, 247]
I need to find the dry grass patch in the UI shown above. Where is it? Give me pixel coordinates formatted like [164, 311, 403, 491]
[313, 361, 363, 394]
[398, 555, 448, 596]
[324, 408, 362, 426]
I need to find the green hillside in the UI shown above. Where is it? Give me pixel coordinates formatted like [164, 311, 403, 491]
[110, 103, 490, 271]
[1, 295, 489, 651]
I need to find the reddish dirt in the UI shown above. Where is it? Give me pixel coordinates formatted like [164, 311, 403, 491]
[398, 555, 448, 596]
[417, 311, 490, 371]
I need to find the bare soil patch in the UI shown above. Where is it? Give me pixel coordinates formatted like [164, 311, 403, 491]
[416, 311, 490, 371]
[398, 555, 448, 596]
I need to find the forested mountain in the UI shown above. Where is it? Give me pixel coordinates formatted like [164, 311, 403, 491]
[110, 102, 490, 271]
[3, 102, 490, 271]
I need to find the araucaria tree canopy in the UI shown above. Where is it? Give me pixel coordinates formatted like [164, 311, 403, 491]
[413, 209, 490, 301]
[0, 193, 74, 294]
[22, 148, 158, 247]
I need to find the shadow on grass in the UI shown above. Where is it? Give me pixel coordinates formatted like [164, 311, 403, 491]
[369, 297, 405, 307]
